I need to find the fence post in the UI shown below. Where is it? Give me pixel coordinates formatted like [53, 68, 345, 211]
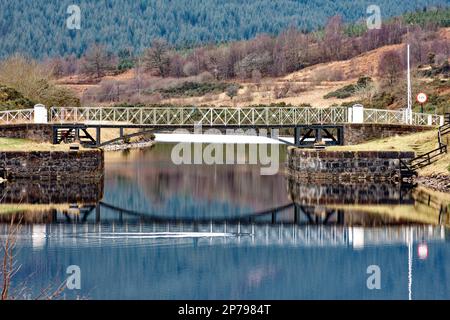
[347, 107, 353, 123]
[34, 104, 48, 124]
[351, 104, 364, 123]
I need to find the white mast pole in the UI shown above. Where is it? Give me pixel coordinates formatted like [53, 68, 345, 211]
[407, 44, 412, 124]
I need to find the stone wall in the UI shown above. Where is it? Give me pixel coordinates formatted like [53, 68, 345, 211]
[0, 124, 53, 142]
[343, 123, 431, 145]
[0, 149, 104, 179]
[286, 147, 415, 182]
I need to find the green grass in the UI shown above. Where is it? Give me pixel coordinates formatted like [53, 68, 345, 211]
[0, 138, 70, 151]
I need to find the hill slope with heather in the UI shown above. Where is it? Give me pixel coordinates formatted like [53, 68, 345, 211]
[56, 28, 450, 114]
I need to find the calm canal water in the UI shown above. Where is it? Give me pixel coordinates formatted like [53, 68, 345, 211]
[1, 143, 450, 300]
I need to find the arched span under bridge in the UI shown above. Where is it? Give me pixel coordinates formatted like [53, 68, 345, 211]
[67, 201, 364, 227]
[55, 201, 342, 226]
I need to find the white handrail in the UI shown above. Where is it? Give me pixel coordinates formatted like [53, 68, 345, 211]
[0, 106, 442, 127]
[0, 108, 34, 124]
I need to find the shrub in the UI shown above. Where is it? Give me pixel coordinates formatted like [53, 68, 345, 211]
[225, 84, 240, 100]
[0, 84, 35, 110]
[368, 91, 396, 109]
[324, 76, 373, 99]
[273, 83, 290, 99]
[323, 84, 356, 99]
[421, 61, 450, 78]
[157, 81, 233, 98]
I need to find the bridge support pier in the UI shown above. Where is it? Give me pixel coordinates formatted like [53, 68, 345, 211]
[74, 128, 80, 141]
[95, 127, 101, 147]
[294, 127, 301, 146]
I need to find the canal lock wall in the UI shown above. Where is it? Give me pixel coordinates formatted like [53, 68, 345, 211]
[286, 148, 415, 183]
[0, 149, 104, 180]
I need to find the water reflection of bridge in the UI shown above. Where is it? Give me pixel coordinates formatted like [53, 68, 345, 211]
[9, 221, 447, 249]
[1, 193, 446, 249]
[0, 179, 449, 228]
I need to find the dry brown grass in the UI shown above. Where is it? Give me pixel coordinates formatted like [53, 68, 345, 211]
[328, 130, 439, 153]
[0, 138, 73, 151]
[56, 40, 408, 108]
[328, 129, 450, 176]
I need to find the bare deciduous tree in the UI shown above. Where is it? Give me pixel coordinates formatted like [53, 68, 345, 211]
[143, 38, 171, 77]
[378, 49, 404, 86]
[0, 54, 80, 107]
[81, 44, 114, 79]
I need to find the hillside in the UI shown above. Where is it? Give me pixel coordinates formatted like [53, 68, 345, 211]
[0, 0, 449, 58]
[56, 28, 450, 111]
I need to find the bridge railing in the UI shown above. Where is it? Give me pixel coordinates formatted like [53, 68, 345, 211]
[363, 108, 405, 125]
[0, 105, 443, 126]
[50, 106, 351, 126]
[0, 108, 34, 124]
[363, 108, 443, 126]
[412, 112, 442, 126]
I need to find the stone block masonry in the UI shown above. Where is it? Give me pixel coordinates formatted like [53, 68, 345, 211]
[286, 147, 415, 183]
[0, 149, 104, 180]
[343, 123, 431, 145]
[0, 124, 53, 142]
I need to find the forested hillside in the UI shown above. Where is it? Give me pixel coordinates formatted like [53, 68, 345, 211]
[0, 0, 449, 58]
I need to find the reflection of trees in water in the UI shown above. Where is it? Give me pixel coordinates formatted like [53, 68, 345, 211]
[105, 143, 289, 210]
[106, 163, 288, 211]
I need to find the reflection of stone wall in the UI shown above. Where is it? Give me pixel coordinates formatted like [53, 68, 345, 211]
[343, 124, 430, 145]
[0, 124, 53, 142]
[287, 177, 414, 205]
[0, 178, 103, 204]
[287, 148, 415, 182]
[1, 149, 104, 179]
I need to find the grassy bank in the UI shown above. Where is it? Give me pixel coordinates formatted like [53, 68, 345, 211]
[0, 137, 74, 151]
[328, 129, 450, 176]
